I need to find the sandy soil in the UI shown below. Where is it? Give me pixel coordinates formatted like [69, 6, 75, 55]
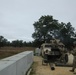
[32, 56, 76, 75]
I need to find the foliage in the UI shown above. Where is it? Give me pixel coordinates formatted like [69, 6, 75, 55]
[0, 15, 76, 48]
[11, 40, 23, 47]
[32, 15, 59, 42]
[0, 36, 34, 47]
[0, 36, 8, 47]
[32, 15, 75, 48]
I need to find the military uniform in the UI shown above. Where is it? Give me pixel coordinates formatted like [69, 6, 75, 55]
[70, 43, 76, 72]
[72, 48, 76, 71]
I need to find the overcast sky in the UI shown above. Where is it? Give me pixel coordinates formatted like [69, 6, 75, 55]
[0, 0, 76, 42]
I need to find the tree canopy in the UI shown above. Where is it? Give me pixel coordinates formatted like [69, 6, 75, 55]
[32, 15, 75, 47]
[0, 15, 76, 48]
[0, 36, 33, 47]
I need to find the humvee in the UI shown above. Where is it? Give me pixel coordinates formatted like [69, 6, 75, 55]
[41, 39, 73, 70]
[41, 39, 65, 61]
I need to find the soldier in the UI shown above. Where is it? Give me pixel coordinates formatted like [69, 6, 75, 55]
[42, 50, 49, 65]
[70, 41, 76, 72]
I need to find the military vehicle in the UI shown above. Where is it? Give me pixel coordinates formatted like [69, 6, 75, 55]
[41, 39, 74, 70]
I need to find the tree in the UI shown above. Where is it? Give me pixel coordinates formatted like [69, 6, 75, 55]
[60, 22, 75, 47]
[11, 40, 23, 47]
[32, 15, 59, 43]
[23, 41, 27, 46]
[32, 39, 43, 47]
[32, 15, 75, 47]
[0, 36, 8, 47]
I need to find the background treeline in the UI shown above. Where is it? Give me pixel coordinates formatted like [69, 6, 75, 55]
[0, 36, 34, 47]
[0, 15, 76, 48]
[32, 15, 76, 49]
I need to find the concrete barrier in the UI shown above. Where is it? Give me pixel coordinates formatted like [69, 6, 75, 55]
[0, 51, 33, 75]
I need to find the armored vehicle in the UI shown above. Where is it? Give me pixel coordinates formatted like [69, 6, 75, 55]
[41, 39, 74, 70]
[41, 39, 65, 61]
[41, 39, 73, 70]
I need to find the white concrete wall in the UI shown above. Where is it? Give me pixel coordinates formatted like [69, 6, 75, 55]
[0, 51, 33, 75]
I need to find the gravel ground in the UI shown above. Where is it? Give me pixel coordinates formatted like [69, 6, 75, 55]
[32, 56, 76, 75]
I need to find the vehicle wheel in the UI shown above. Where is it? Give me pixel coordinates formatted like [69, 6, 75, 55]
[51, 67, 55, 70]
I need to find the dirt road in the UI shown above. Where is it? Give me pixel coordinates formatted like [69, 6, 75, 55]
[32, 56, 76, 75]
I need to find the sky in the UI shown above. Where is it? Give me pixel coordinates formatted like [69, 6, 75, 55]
[0, 0, 76, 42]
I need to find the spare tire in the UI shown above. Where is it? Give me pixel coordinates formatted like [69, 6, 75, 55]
[65, 53, 74, 66]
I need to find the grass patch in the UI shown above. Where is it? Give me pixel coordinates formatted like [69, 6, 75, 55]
[0, 47, 35, 59]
